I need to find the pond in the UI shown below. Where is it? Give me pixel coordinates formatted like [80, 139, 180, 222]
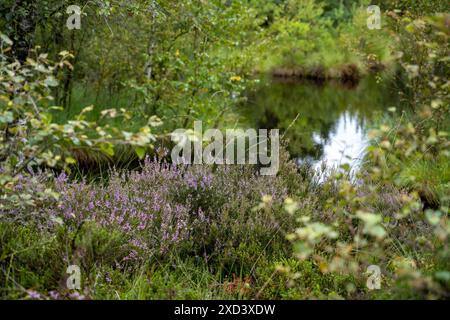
[241, 75, 400, 173]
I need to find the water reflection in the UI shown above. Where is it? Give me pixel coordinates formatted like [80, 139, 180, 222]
[309, 111, 368, 171]
[242, 76, 398, 171]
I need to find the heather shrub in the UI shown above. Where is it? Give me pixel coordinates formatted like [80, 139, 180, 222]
[50, 163, 196, 263]
[1, 143, 304, 299]
[0, 171, 59, 226]
[42, 153, 299, 274]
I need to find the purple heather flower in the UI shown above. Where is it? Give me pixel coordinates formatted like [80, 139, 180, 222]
[49, 290, 60, 300]
[27, 290, 41, 299]
[69, 292, 85, 300]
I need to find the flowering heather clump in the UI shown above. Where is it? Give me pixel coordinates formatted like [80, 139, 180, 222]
[0, 171, 59, 226]
[50, 163, 194, 260]
[46, 157, 292, 265]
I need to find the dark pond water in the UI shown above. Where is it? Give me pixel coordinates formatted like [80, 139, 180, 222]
[242, 76, 400, 172]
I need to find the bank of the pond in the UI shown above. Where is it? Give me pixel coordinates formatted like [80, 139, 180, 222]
[270, 61, 390, 84]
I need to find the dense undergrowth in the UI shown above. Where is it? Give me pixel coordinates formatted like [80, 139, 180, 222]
[0, 0, 449, 299]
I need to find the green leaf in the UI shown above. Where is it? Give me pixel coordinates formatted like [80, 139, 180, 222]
[283, 197, 298, 215]
[65, 157, 77, 165]
[135, 147, 146, 160]
[435, 271, 450, 282]
[44, 76, 59, 87]
[0, 33, 13, 46]
[50, 216, 64, 226]
[425, 210, 442, 225]
[99, 143, 114, 156]
[0, 112, 14, 124]
[148, 115, 163, 127]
